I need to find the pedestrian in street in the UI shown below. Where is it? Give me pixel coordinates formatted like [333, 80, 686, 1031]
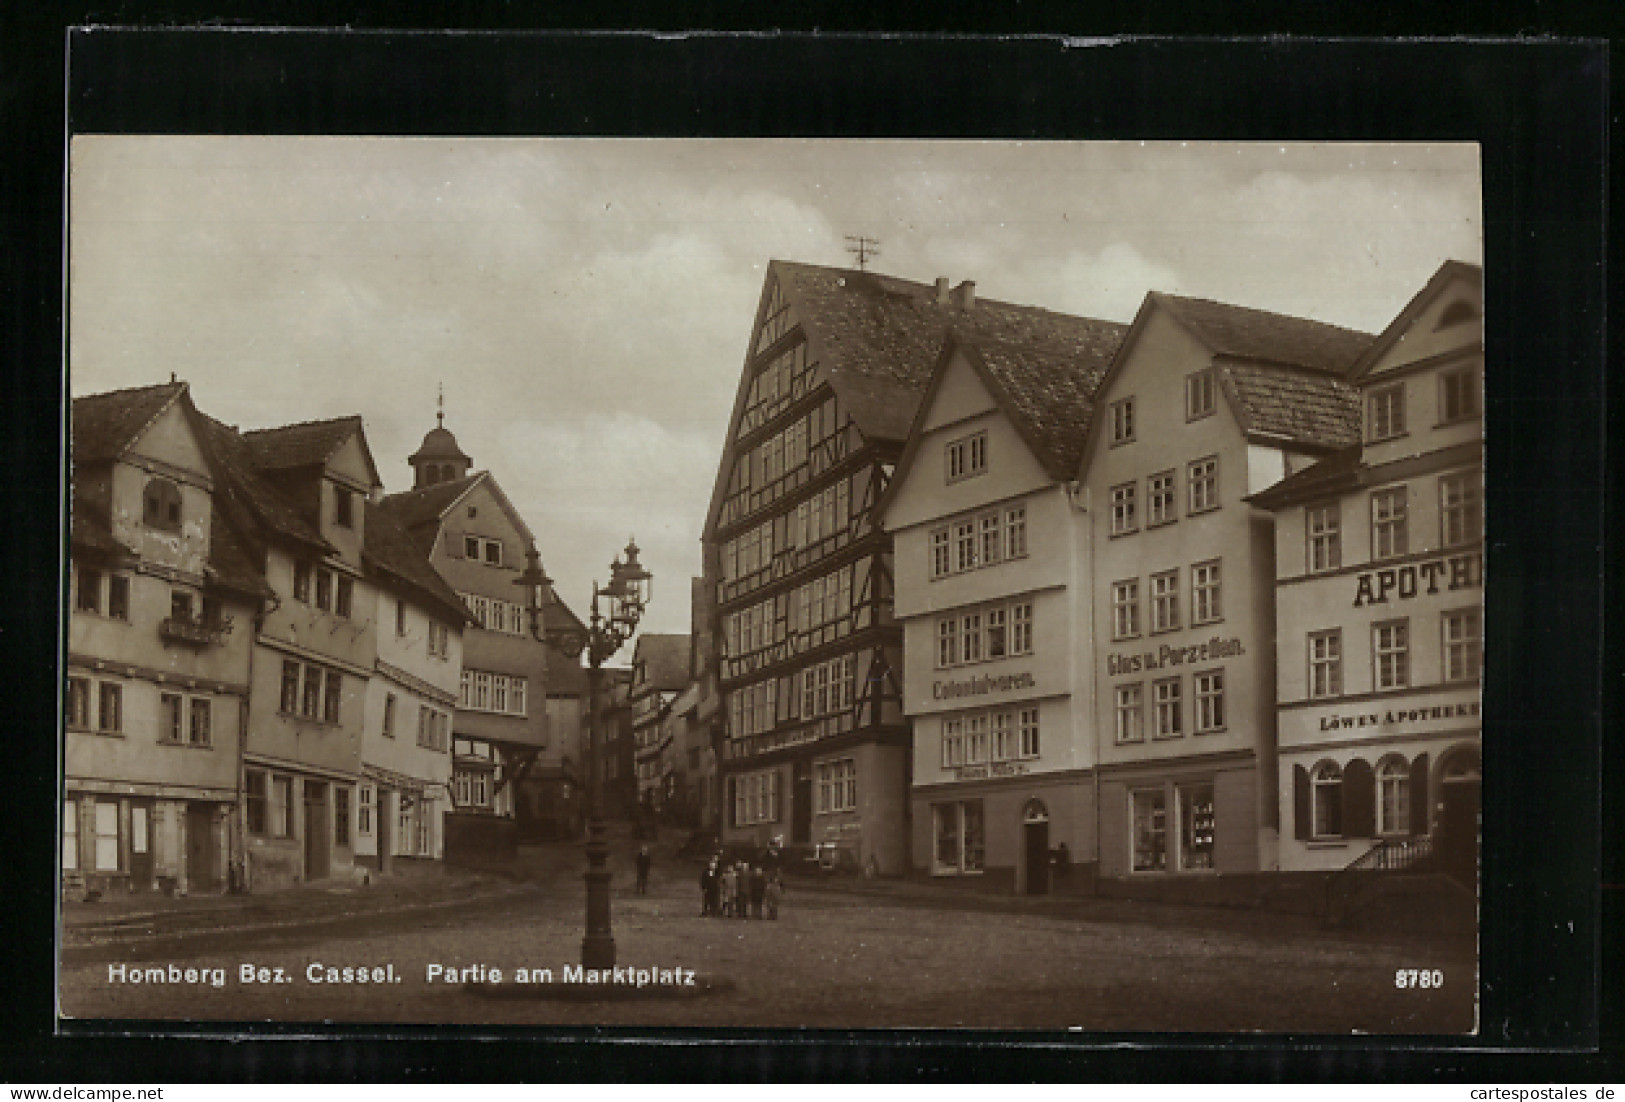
[635, 846, 652, 895]
[764, 873, 783, 920]
[734, 862, 751, 920]
[720, 862, 738, 917]
[700, 858, 719, 916]
[748, 864, 767, 919]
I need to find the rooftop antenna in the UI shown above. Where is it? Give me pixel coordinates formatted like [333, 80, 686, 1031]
[845, 235, 881, 272]
[437, 382, 444, 427]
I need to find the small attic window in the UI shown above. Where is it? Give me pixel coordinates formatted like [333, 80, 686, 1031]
[1436, 300, 1479, 329]
[143, 478, 182, 531]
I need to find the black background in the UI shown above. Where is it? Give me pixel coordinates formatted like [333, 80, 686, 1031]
[0, 6, 1615, 1083]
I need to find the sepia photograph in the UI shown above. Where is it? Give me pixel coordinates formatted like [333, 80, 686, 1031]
[56, 135, 1489, 1033]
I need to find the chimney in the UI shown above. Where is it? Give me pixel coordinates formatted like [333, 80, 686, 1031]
[935, 277, 951, 304]
[954, 280, 976, 311]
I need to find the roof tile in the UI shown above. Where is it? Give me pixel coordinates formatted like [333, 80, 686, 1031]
[242, 415, 366, 471]
[1158, 293, 1375, 375]
[71, 382, 186, 464]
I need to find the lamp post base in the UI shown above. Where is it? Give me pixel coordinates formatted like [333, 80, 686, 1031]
[582, 816, 616, 970]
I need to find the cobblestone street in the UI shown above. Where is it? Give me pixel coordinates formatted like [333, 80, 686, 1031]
[60, 850, 1476, 1033]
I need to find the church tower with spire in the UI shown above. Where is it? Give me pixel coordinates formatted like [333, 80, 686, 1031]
[408, 386, 473, 489]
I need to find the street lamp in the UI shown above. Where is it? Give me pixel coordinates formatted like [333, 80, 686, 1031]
[516, 537, 651, 970]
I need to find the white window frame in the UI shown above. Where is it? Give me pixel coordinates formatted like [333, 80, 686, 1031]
[1442, 607, 1482, 682]
[1307, 505, 1341, 573]
[1153, 677, 1183, 739]
[1371, 487, 1408, 560]
[1376, 757, 1410, 836]
[1308, 630, 1343, 699]
[1187, 456, 1220, 514]
[1110, 482, 1138, 536]
[1368, 383, 1406, 441]
[1004, 506, 1028, 559]
[1191, 560, 1222, 625]
[1373, 619, 1411, 690]
[1110, 396, 1135, 445]
[1115, 683, 1145, 744]
[1186, 369, 1216, 420]
[1112, 579, 1140, 641]
[1440, 472, 1482, 548]
[1150, 570, 1180, 634]
[1148, 470, 1177, 526]
[1193, 670, 1225, 734]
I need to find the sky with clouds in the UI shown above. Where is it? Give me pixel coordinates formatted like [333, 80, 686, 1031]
[69, 137, 1481, 643]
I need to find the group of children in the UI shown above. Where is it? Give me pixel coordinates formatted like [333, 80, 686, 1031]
[701, 856, 783, 920]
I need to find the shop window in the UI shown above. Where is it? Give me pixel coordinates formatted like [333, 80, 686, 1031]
[1178, 783, 1216, 871]
[1371, 487, 1408, 560]
[1376, 757, 1411, 835]
[271, 777, 292, 837]
[1312, 761, 1344, 838]
[143, 477, 182, 531]
[131, 806, 148, 859]
[93, 802, 120, 871]
[933, 800, 984, 874]
[1187, 456, 1219, 514]
[1440, 472, 1482, 548]
[1368, 383, 1406, 442]
[245, 770, 268, 834]
[1306, 505, 1341, 573]
[62, 800, 78, 871]
[1186, 369, 1216, 420]
[1131, 789, 1167, 873]
[1114, 683, 1144, 743]
[334, 787, 350, 846]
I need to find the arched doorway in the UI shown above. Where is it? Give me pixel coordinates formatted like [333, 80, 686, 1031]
[1435, 744, 1481, 888]
[1022, 799, 1050, 896]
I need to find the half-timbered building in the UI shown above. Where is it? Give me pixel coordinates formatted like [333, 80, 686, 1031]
[704, 262, 1136, 874]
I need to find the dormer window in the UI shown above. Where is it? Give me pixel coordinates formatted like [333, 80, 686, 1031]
[333, 487, 354, 528]
[143, 478, 182, 531]
[463, 535, 504, 566]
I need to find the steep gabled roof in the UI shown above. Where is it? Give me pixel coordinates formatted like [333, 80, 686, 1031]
[1346, 259, 1483, 382]
[242, 414, 382, 487]
[1156, 293, 1375, 375]
[777, 260, 1135, 442]
[966, 330, 1124, 480]
[375, 473, 483, 552]
[71, 381, 187, 464]
[195, 413, 332, 553]
[706, 260, 1131, 536]
[632, 633, 690, 694]
[204, 507, 276, 601]
[362, 500, 472, 626]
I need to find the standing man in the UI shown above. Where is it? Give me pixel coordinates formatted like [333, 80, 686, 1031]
[635, 845, 652, 895]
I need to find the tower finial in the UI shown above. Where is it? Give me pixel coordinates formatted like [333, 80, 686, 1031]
[437, 383, 444, 427]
